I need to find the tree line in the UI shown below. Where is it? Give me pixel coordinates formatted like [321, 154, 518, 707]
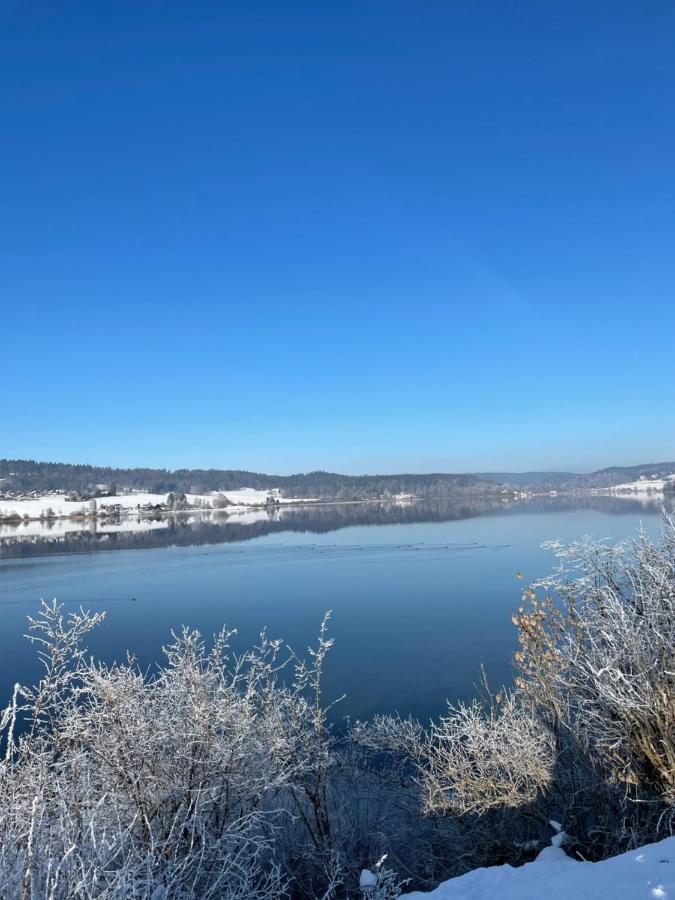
[0, 459, 500, 499]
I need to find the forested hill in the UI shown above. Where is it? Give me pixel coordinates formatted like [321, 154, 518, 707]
[3, 459, 674, 499]
[0, 459, 498, 499]
[491, 462, 675, 491]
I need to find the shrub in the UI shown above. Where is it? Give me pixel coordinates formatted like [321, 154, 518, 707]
[419, 693, 555, 817]
[0, 608, 419, 898]
[515, 513, 675, 807]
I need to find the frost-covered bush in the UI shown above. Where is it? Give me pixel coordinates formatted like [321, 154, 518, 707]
[420, 693, 555, 816]
[509, 511, 675, 854]
[0, 605, 300, 898]
[515, 513, 675, 806]
[358, 514, 675, 865]
[0, 607, 420, 899]
[353, 694, 555, 816]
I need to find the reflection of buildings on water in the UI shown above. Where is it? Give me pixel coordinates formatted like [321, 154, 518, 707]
[1, 494, 673, 560]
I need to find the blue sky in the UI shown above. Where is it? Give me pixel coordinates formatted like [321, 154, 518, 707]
[2, 1, 674, 474]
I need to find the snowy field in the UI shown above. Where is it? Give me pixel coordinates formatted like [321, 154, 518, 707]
[402, 834, 675, 900]
[609, 476, 675, 494]
[0, 488, 313, 519]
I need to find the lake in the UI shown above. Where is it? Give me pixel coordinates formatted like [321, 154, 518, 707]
[0, 495, 670, 724]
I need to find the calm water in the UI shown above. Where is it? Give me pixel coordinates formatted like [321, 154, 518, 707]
[0, 496, 669, 723]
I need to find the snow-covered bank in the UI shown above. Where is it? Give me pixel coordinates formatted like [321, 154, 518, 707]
[605, 475, 675, 495]
[0, 488, 314, 519]
[403, 835, 675, 899]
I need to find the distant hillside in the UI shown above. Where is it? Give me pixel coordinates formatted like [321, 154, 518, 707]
[568, 462, 675, 488]
[2, 459, 674, 499]
[532, 463, 675, 490]
[477, 471, 576, 487]
[0, 459, 498, 500]
[479, 462, 675, 490]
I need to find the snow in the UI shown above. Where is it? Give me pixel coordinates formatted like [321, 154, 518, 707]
[0, 488, 315, 520]
[204, 487, 318, 507]
[548, 820, 567, 848]
[205, 488, 280, 506]
[608, 476, 675, 494]
[403, 835, 675, 900]
[0, 493, 160, 519]
[360, 868, 378, 888]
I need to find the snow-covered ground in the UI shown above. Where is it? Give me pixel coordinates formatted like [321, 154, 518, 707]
[195, 488, 280, 508]
[0, 492, 159, 518]
[0, 488, 313, 519]
[608, 476, 675, 494]
[402, 835, 675, 900]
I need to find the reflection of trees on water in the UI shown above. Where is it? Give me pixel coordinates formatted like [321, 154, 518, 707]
[490, 494, 675, 517]
[1, 494, 672, 559]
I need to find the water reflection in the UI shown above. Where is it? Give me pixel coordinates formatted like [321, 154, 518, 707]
[1, 495, 672, 722]
[1, 494, 672, 559]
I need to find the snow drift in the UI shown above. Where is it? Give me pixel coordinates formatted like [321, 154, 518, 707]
[403, 835, 675, 900]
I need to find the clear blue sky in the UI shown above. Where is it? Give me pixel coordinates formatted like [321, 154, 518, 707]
[2, 1, 674, 474]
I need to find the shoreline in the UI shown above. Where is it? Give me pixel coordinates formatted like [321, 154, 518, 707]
[0, 491, 514, 525]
